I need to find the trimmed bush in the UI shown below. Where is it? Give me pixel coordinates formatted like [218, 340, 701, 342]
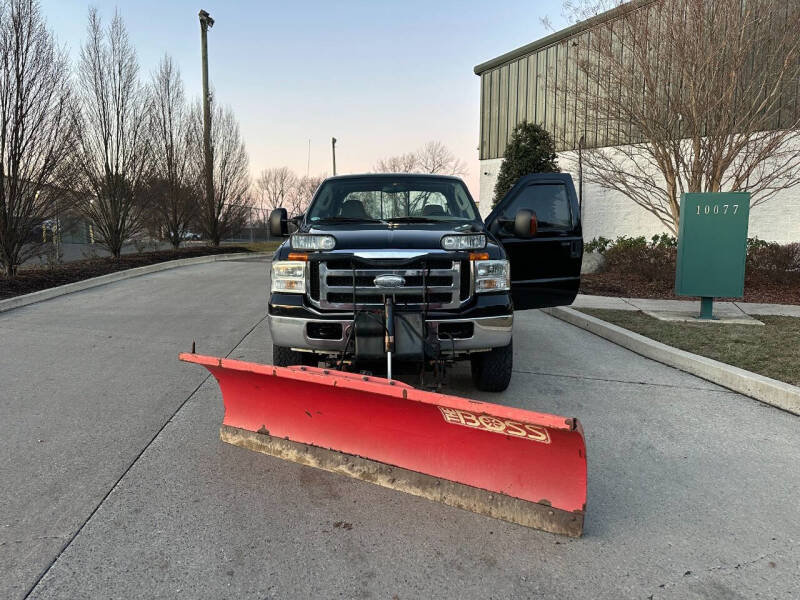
[584, 236, 612, 254]
[746, 239, 800, 284]
[493, 122, 559, 206]
[584, 234, 799, 287]
[601, 236, 676, 282]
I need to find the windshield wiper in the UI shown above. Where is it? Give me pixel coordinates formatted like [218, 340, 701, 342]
[314, 216, 384, 223]
[385, 216, 440, 223]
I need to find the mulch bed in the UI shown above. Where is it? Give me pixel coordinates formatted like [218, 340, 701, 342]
[0, 246, 252, 300]
[581, 271, 800, 305]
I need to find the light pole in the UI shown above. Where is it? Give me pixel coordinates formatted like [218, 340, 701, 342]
[331, 137, 337, 176]
[199, 10, 215, 235]
[577, 135, 585, 220]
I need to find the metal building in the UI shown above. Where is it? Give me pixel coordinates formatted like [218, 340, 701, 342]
[472, 1, 800, 243]
[474, 8, 620, 161]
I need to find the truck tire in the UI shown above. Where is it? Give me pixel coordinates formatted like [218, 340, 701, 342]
[272, 344, 318, 368]
[470, 341, 513, 392]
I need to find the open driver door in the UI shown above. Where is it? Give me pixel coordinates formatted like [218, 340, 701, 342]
[484, 173, 583, 310]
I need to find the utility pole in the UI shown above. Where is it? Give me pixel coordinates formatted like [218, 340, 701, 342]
[199, 10, 215, 231]
[331, 137, 337, 176]
[577, 135, 585, 220]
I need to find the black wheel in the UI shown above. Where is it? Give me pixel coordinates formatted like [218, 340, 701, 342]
[272, 344, 318, 368]
[470, 341, 513, 392]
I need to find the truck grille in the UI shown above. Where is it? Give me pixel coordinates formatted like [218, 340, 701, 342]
[313, 260, 463, 310]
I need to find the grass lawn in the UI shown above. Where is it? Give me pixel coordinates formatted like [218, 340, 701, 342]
[577, 309, 800, 387]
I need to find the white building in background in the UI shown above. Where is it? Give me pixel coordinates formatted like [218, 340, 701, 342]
[473, 5, 799, 244]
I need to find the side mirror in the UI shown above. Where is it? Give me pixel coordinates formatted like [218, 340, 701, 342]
[269, 208, 288, 237]
[513, 209, 538, 239]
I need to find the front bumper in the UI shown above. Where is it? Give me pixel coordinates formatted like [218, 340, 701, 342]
[269, 313, 513, 354]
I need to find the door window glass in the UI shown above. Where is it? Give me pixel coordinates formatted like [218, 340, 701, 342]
[502, 183, 572, 228]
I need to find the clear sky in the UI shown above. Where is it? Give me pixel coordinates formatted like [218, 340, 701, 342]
[39, 0, 568, 198]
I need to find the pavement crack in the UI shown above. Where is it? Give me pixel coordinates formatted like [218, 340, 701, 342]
[620, 297, 641, 310]
[700, 548, 786, 574]
[22, 312, 268, 599]
[0, 535, 66, 547]
[653, 547, 790, 592]
[511, 367, 728, 393]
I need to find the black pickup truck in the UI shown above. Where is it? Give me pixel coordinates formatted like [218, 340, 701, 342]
[267, 172, 582, 391]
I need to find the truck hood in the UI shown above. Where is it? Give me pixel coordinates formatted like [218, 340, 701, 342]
[301, 222, 482, 250]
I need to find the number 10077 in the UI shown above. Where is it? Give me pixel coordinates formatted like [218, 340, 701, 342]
[696, 204, 739, 215]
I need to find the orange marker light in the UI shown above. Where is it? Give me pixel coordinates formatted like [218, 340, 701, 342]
[469, 252, 489, 261]
[288, 252, 308, 261]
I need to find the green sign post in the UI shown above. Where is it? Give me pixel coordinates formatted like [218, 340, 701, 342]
[675, 192, 750, 319]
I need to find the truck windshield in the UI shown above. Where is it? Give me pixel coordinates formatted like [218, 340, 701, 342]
[307, 177, 479, 223]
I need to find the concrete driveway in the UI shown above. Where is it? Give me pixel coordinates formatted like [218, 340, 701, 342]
[1, 258, 797, 599]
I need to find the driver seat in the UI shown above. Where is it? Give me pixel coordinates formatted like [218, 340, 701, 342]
[339, 199, 369, 218]
[421, 204, 446, 216]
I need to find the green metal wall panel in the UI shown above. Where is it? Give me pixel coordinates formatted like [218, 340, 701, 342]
[517, 56, 528, 128]
[480, 73, 490, 160]
[498, 64, 509, 155]
[489, 68, 500, 158]
[554, 43, 565, 147]
[564, 40, 576, 149]
[545, 46, 557, 136]
[508, 60, 518, 142]
[527, 53, 538, 124]
[536, 50, 546, 125]
[586, 31, 600, 148]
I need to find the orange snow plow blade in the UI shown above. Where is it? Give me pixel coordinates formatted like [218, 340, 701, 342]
[180, 353, 587, 537]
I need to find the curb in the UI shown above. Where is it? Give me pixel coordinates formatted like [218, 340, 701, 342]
[543, 306, 800, 416]
[0, 252, 271, 315]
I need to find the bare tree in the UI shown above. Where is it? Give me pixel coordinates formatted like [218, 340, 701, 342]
[288, 174, 324, 217]
[72, 8, 150, 257]
[560, 0, 623, 22]
[560, 0, 800, 233]
[255, 166, 297, 212]
[416, 141, 468, 176]
[374, 152, 418, 173]
[373, 141, 468, 177]
[147, 54, 194, 248]
[0, 0, 75, 277]
[188, 100, 250, 245]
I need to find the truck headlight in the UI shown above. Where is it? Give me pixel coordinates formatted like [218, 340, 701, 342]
[473, 259, 510, 292]
[271, 261, 307, 293]
[292, 234, 336, 251]
[441, 234, 486, 251]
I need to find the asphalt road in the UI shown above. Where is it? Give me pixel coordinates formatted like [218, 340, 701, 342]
[1, 258, 797, 599]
